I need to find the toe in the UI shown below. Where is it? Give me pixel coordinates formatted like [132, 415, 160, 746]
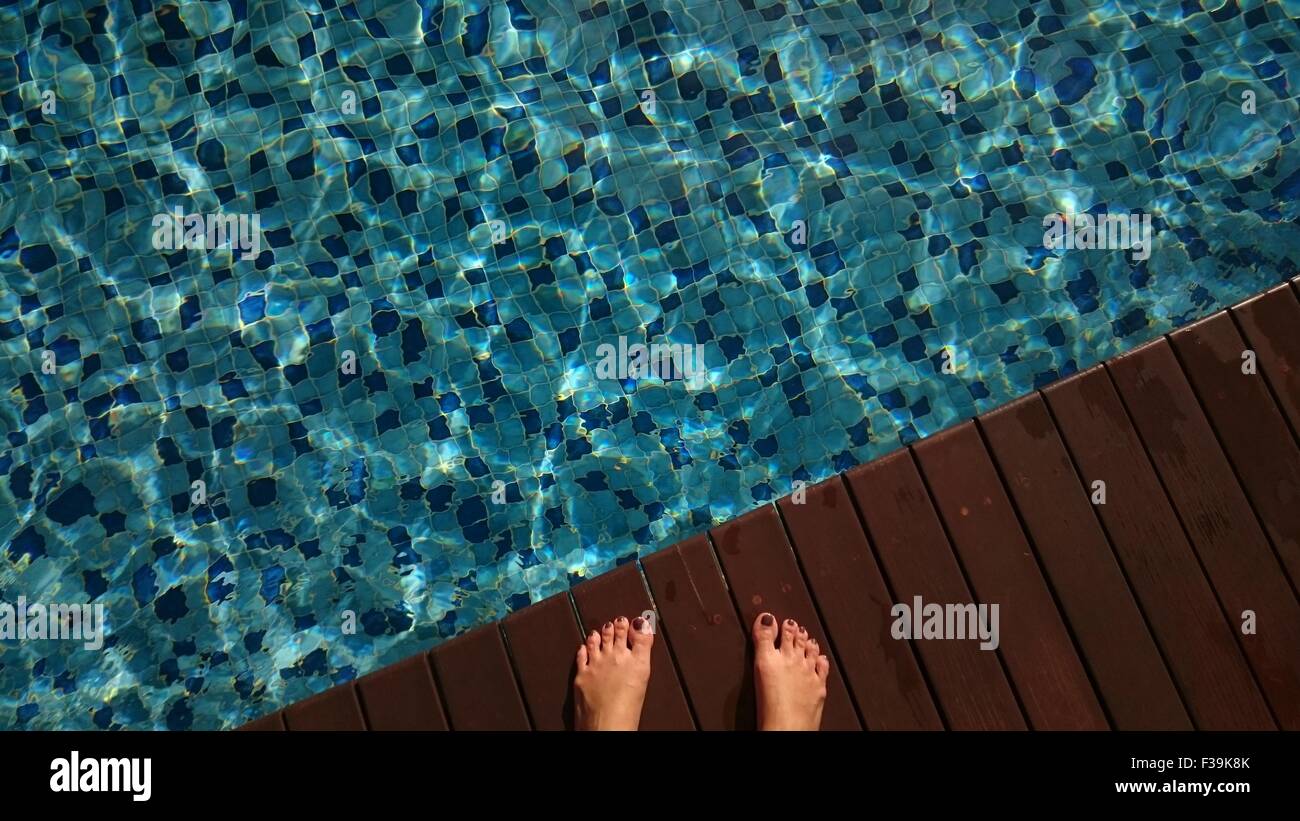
[586, 629, 601, 659]
[815, 654, 831, 680]
[752, 612, 779, 653]
[576, 643, 589, 667]
[805, 638, 819, 660]
[780, 619, 799, 654]
[794, 632, 809, 659]
[630, 616, 655, 656]
[613, 617, 630, 651]
[600, 621, 615, 651]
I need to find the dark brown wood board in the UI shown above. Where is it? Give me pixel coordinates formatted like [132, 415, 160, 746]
[912, 422, 1107, 729]
[355, 653, 448, 730]
[710, 505, 862, 730]
[1042, 365, 1274, 730]
[1232, 283, 1300, 434]
[238, 711, 286, 731]
[1107, 340, 1300, 728]
[430, 624, 530, 730]
[642, 535, 755, 730]
[777, 477, 943, 730]
[978, 393, 1190, 729]
[282, 684, 366, 731]
[502, 593, 585, 730]
[1170, 312, 1300, 592]
[846, 450, 1026, 730]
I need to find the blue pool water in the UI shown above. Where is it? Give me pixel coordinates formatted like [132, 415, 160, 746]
[1, 0, 1298, 729]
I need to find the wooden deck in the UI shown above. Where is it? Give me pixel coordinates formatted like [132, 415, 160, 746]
[242, 279, 1300, 731]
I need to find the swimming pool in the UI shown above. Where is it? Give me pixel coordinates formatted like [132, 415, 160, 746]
[1, 0, 1296, 729]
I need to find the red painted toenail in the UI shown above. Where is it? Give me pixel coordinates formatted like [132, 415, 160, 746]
[633, 617, 644, 630]
[604, 622, 612, 629]
[761, 614, 774, 626]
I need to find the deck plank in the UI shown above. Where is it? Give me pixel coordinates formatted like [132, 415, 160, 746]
[430, 624, 531, 730]
[979, 394, 1190, 729]
[710, 505, 862, 730]
[570, 562, 696, 730]
[1170, 312, 1300, 592]
[845, 451, 1025, 730]
[239, 711, 286, 731]
[913, 422, 1107, 730]
[282, 684, 366, 731]
[502, 593, 584, 730]
[1232, 283, 1300, 433]
[1042, 365, 1274, 729]
[777, 478, 943, 730]
[1107, 340, 1300, 729]
[642, 535, 754, 730]
[355, 654, 448, 731]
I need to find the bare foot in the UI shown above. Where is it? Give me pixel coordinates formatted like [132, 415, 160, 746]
[752, 613, 829, 730]
[574, 616, 653, 730]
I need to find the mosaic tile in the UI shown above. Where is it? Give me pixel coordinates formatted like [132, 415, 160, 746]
[0, 0, 1298, 728]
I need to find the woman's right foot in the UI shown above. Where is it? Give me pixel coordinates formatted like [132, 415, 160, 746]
[752, 613, 829, 730]
[573, 616, 654, 731]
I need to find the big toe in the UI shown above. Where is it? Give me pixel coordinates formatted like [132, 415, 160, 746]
[630, 616, 655, 656]
[752, 612, 779, 652]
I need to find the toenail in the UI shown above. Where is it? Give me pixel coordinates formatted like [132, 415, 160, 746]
[604, 621, 612, 629]
[632, 617, 643, 630]
[761, 614, 774, 626]
[786, 619, 796, 627]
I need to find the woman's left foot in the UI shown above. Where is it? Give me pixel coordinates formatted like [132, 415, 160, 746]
[752, 612, 829, 731]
